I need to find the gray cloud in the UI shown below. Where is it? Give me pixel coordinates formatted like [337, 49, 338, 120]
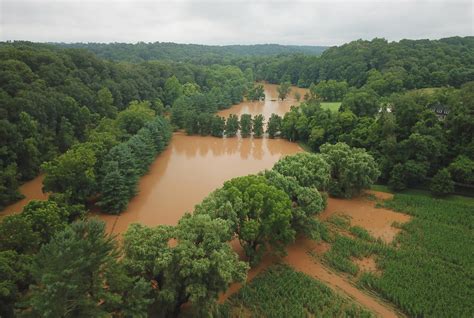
[1, 0, 472, 45]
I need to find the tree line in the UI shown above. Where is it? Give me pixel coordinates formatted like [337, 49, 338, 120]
[267, 81, 474, 195]
[0, 144, 379, 317]
[0, 42, 251, 209]
[234, 37, 474, 89]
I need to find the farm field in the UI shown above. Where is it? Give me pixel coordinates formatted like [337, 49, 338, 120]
[319, 192, 474, 317]
[219, 265, 373, 318]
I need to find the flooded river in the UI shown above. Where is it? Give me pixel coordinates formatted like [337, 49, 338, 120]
[1, 83, 304, 233]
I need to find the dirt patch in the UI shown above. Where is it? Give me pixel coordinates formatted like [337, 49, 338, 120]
[353, 256, 382, 277]
[320, 191, 411, 243]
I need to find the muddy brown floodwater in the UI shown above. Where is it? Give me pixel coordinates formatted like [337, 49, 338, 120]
[218, 83, 307, 119]
[101, 134, 302, 234]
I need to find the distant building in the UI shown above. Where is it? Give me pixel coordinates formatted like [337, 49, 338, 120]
[431, 102, 450, 119]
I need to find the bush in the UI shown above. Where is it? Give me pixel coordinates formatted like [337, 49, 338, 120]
[430, 168, 454, 197]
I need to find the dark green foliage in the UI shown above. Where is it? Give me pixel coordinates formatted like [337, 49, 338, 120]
[0, 251, 32, 318]
[340, 88, 380, 117]
[224, 114, 239, 137]
[98, 116, 171, 214]
[221, 265, 373, 318]
[310, 80, 348, 101]
[239, 114, 252, 137]
[266, 113, 282, 138]
[252, 114, 264, 138]
[430, 168, 454, 196]
[58, 42, 327, 62]
[28, 219, 151, 317]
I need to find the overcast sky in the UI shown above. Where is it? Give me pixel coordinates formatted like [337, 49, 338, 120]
[1, 0, 472, 46]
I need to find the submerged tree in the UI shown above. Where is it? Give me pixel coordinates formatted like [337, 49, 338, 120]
[210, 115, 226, 137]
[253, 114, 265, 138]
[266, 113, 282, 138]
[225, 114, 239, 137]
[240, 114, 253, 137]
[277, 82, 291, 100]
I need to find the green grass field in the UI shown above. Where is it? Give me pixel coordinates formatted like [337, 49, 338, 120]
[321, 192, 474, 317]
[219, 265, 373, 318]
[321, 102, 341, 112]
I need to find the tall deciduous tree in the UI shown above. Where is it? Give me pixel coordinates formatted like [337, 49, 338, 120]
[320, 142, 380, 198]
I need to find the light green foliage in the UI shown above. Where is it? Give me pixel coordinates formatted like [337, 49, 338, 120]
[272, 152, 330, 190]
[266, 113, 282, 138]
[321, 102, 341, 112]
[430, 168, 454, 196]
[277, 81, 291, 100]
[116, 100, 155, 136]
[195, 175, 295, 265]
[42, 142, 100, 203]
[123, 215, 248, 317]
[224, 114, 239, 137]
[320, 142, 380, 198]
[21, 200, 70, 244]
[252, 114, 264, 138]
[294, 91, 301, 101]
[96, 87, 117, 118]
[239, 114, 252, 137]
[221, 265, 373, 318]
[164, 75, 183, 106]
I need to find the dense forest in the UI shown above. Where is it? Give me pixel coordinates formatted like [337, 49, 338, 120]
[1, 36, 474, 317]
[56, 42, 328, 63]
[0, 42, 253, 209]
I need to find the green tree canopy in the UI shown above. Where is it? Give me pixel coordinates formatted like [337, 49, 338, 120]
[320, 142, 380, 198]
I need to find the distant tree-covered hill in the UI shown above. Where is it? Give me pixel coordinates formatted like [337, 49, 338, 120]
[53, 42, 328, 63]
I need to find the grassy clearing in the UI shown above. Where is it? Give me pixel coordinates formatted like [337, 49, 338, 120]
[322, 193, 474, 317]
[218, 264, 373, 318]
[321, 102, 341, 112]
[371, 184, 474, 206]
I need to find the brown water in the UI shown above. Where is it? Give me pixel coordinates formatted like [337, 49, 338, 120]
[0, 175, 48, 218]
[103, 134, 302, 234]
[218, 83, 307, 119]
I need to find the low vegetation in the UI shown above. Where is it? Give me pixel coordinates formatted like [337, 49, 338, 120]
[219, 265, 373, 318]
[321, 193, 474, 317]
